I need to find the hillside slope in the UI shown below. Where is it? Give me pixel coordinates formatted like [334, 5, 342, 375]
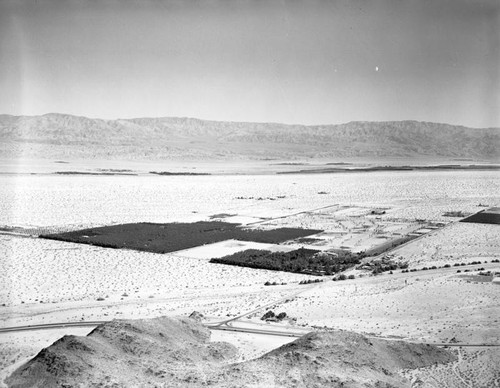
[1, 113, 498, 160]
[6, 316, 456, 388]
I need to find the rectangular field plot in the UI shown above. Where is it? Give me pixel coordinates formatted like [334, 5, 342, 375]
[210, 248, 360, 275]
[258, 206, 435, 253]
[170, 239, 297, 259]
[40, 221, 322, 254]
[461, 208, 500, 225]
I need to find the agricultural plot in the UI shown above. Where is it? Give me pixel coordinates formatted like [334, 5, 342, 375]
[199, 205, 451, 274]
[210, 248, 361, 275]
[171, 239, 297, 259]
[36, 204, 447, 275]
[250, 205, 443, 254]
[461, 207, 500, 225]
[40, 221, 322, 254]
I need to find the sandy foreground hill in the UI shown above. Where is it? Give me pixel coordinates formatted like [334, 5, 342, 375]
[6, 316, 456, 388]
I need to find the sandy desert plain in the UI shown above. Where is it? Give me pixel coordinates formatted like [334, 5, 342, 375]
[1, 164, 500, 387]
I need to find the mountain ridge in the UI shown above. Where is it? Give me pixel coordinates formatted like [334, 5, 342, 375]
[1, 113, 498, 160]
[6, 316, 456, 388]
[2, 113, 497, 130]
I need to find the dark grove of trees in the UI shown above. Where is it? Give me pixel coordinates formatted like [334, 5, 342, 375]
[40, 221, 322, 254]
[210, 248, 361, 275]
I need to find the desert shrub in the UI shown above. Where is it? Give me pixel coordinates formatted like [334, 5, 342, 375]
[443, 211, 468, 217]
[430, 266, 437, 270]
[338, 274, 347, 281]
[348, 274, 355, 279]
[261, 310, 275, 320]
[265, 281, 281, 286]
[300, 279, 321, 285]
[96, 297, 105, 301]
[276, 312, 287, 320]
[457, 270, 462, 273]
[443, 264, 451, 268]
[453, 263, 460, 267]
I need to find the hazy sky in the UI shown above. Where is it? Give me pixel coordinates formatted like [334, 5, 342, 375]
[0, 0, 499, 127]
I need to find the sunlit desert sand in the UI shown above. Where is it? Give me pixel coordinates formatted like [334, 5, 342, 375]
[1, 169, 499, 386]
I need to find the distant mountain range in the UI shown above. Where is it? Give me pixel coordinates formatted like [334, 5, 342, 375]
[0, 113, 498, 160]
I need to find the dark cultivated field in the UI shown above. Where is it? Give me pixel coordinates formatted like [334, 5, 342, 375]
[210, 248, 361, 275]
[363, 235, 417, 256]
[278, 164, 500, 174]
[54, 171, 137, 176]
[150, 171, 211, 176]
[461, 211, 500, 225]
[40, 222, 322, 254]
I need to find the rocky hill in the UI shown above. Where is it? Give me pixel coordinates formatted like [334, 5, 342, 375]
[0, 113, 498, 160]
[6, 316, 456, 388]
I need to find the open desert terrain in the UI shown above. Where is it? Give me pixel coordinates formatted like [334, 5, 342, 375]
[1, 168, 499, 387]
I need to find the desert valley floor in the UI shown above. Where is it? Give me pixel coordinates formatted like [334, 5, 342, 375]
[0, 166, 499, 387]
